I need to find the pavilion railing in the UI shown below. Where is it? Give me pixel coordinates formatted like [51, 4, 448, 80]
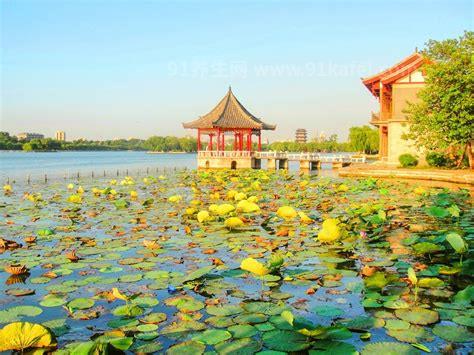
[198, 150, 254, 158]
[198, 150, 366, 163]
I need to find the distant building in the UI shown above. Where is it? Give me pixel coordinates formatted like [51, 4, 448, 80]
[362, 52, 426, 164]
[295, 128, 307, 143]
[16, 132, 44, 141]
[55, 131, 66, 141]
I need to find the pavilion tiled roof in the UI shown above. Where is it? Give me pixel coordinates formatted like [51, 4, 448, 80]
[362, 52, 425, 97]
[183, 87, 276, 130]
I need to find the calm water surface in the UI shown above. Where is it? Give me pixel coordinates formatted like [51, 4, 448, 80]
[1, 151, 342, 183]
[0, 151, 197, 182]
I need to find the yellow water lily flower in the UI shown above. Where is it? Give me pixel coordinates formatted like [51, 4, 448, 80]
[247, 195, 258, 203]
[197, 210, 211, 223]
[67, 194, 82, 204]
[109, 179, 117, 185]
[240, 257, 269, 276]
[3, 184, 12, 193]
[130, 190, 138, 198]
[298, 211, 313, 223]
[224, 217, 244, 229]
[77, 186, 85, 194]
[109, 189, 117, 196]
[337, 184, 349, 192]
[227, 190, 238, 199]
[158, 175, 166, 180]
[142, 177, 149, 184]
[210, 192, 220, 200]
[234, 192, 247, 201]
[317, 218, 341, 243]
[300, 180, 309, 188]
[168, 195, 182, 203]
[92, 187, 102, 196]
[251, 181, 262, 190]
[214, 203, 235, 216]
[0, 322, 54, 352]
[237, 200, 260, 213]
[67, 183, 74, 190]
[26, 193, 42, 202]
[414, 186, 426, 195]
[277, 206, 298, 220]
[185, 207, 197, 215]
[112, 287, 129, 301]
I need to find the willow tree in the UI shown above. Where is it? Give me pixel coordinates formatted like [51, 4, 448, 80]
[405, 31, 474, 168]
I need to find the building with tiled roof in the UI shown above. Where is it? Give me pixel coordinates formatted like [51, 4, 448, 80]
[362, 52, 426, 164]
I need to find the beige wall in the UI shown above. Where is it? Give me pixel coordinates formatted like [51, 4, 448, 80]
[387, 121, 424, 164]
[198, 156, 255, 169]
[391, 84, 424, 121]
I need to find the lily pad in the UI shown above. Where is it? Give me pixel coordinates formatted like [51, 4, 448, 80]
[361, 342, 419, 355]
[166, 340, 205, 355]
[67, 298, 94, 311]
[432, 325, 474, 343]
[395, 307, 439, 325]
[262, 330, 310, 352]
[192, 329, 231, 345]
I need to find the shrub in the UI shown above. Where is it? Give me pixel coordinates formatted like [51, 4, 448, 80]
[426, 152, 449, 167]
[399, 153, 418, 167]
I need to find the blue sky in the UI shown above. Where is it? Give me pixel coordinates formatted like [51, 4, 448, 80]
[1, 0, 472, 141]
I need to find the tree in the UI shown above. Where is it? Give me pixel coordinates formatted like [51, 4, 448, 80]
[348, 125, 379, 154]
[404, 31, 474, 168]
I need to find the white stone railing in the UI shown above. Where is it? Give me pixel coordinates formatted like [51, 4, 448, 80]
[255, 151, 366, 163]
[198, 150, 366, 163]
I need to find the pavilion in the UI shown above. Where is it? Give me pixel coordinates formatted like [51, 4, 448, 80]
[183, 87, 276, 169]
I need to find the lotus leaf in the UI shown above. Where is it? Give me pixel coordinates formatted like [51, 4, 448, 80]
[0, 322, 54, 351]
[361, 342, 419, 355]
[192, 329, 231, 345]
[395, 307, 439, 325]
[432, 325, 474, 343]
[67, 298, 94, 311]
[215, 338, 262, 354]
[166, 340, 205, 355]
[262, 330, 310, 352]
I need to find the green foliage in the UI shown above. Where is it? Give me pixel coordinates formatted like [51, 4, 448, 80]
[398, 154, 418, 167]
[405, 31, 474, 168]
[425, 151, 451, 167]
[23, 138, 61, 152]
[348, 125, 379, 154]
[144, 136, 197, 152]
[0, 132, 22, 150]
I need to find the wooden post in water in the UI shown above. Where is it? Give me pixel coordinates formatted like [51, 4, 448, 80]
[27, 175, 31, 185]
[44, 174, 48, 183]
[91, 171, 94, 178]
[146, 167, 149, 174]
[116, 170, 119, 176]
[126, 169, 129, 176]
[77, 172, 80, 179]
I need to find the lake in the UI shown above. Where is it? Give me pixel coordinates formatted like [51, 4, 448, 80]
[0, 151, 197, 182]
[0, 151, 344, 183]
